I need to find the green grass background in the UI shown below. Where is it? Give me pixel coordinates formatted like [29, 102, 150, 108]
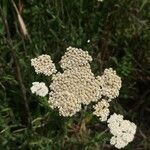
[0, 0, 150, 149]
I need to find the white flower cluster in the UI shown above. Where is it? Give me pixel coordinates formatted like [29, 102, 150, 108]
[97, 68, 122, 100]
[107, 113, 137, 149]
[47, 47, 103, 116]
[49, 91, 81, 117]
[31, 54, 56, 76]
[49, 66, 101, 106]
[93, 99, 110, 121]
[30, 82, 49, 97]
[60, 46, 92, 70]
[30, 46, 137, 149]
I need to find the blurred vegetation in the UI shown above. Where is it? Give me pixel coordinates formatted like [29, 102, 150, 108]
[0, 0, 150, 149]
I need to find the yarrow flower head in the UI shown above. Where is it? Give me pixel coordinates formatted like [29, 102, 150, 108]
[93, 99, 110, 121]
[30, 82, 48, 97]
[49, 91, 81, 117]
[47, 47, 102, 116]
[49, 66, 101, 106]
[31, 54, 56, 76]
[107, 113, 137, 149]
[60, 46, 92, 70]
[30, 46, 136, 149]
[97, 68, 122, 100]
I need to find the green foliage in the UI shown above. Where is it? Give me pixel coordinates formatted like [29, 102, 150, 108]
[0, 0, 150, 149]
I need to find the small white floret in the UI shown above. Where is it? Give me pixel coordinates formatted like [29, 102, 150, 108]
[31, 82, 48, 97]
[107, 113, 137, 149]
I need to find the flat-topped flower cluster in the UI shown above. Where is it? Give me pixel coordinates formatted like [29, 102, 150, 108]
[30, 46, 136, 149]
[31, 54, 56, 76]
[108, 113, 137, 149]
